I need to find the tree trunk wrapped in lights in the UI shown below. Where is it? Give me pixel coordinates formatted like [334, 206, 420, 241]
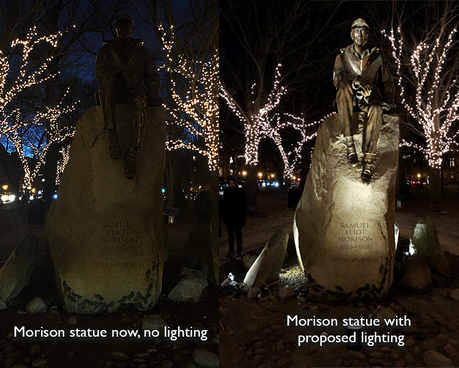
[385, 9, 459, 211]
[158, 17, 218, 173]
[0, 27, 76, 190]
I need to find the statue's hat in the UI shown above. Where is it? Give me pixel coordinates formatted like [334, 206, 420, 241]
[115, 14, 133, 24]
[351, 18, 369, 29]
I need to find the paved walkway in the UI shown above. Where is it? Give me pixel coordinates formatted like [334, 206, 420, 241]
[219, 186, 459, 259]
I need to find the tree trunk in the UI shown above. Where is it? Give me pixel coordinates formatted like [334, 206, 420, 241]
[299, 142, 312, 190]
[171, 151, 188, 211]
[246, 164, 258, 215]
[44, 142, 58, 204]
[429, 166, 443, 212]
[396, 147, 410, 199]
[208, 169, 220, 227]
[164, 151, 174, 207]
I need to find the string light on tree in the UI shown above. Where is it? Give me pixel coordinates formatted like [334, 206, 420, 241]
[55, 144, 71, 185]
[0, 28, 77, 189]
[220, 63, 287, 166]
[159, 24, 219, 171]
[267, 112, 331, 178]
[383, 27, 459, 169]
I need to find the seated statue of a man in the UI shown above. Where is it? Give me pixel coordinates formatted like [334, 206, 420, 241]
[95, 14, 161, 180]
[333, 18, 395, 184]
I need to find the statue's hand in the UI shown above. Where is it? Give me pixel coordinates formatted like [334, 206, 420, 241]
[119, 70, 142, 90]
[352, 77, 372, 105]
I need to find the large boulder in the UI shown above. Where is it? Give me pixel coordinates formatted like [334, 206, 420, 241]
[294, 113, 399, 302]
[400, 257, 432, 290]
[46, 105, 166, 313]
[168, 267, 208, 304]
[243, 229, 289, 289]
[0, 234, 38, 301]
[409, 217, 451, 277]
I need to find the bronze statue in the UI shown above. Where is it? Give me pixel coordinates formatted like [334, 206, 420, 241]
[96, 14, 161, 179]
[333, 18, 395, 183]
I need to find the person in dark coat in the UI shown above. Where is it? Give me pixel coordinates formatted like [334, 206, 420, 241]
[221, 176, 247, 260]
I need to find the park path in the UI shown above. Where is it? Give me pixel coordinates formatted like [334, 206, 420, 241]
[219, 186, 459, 259]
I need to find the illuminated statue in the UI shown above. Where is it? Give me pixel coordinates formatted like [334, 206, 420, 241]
[333, 18, 395, 183]
[96, 14, 161, 179]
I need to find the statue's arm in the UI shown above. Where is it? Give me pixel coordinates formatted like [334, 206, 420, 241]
[95, 48, 124, 80]
[333, 54, 348, 89]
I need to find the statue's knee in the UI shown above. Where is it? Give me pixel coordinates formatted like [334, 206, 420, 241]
[370, 103, 382, 115]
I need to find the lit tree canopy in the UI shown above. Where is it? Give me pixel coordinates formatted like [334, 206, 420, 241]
[220, 63, 286, 166]
[385, 13, 459, 169]
[267, 112, 332, 179]
[0, 27, 76, 188]
[160, 20, 219, 171]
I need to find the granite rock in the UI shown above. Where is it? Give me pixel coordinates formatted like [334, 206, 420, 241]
[400, 257, 432, 289]
[409, 217, 452, 277]
[168, 268, 208, 304]
[0, 234, 38, 301]
[46, 105, 166, 313]
[294, 113, 399, 301]
[26, 297, 47, 313]
[243, 230, 289, 289]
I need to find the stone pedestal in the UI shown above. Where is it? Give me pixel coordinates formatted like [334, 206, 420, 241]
[294, 113, 399, 302]
[46, 105, 166, 313]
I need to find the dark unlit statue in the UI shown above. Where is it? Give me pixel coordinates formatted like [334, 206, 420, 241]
[96, 14, 161, 179]
[333, 18, 395, 183]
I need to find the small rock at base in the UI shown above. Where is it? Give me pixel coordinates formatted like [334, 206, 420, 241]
[348, 350, 365, 360]
[277, 287, 295, 300]
[26, 297, 47, 314]
[29, 345, 40, 356]
[160, 360, 174, 368]
[275, 357, 290, 368]
[444, 344, 456, 359]
[192, 348, 218, 368]
[376, 307, 396, 322]
[110, 352, 129, 361]
[179, 363, 197, 368]
[450, 288, 459, 301]
[68, 316, 77, 324]
[31, 358, 47, 367]
[142, 314, 168, 330]
[423, 350, 454, 367]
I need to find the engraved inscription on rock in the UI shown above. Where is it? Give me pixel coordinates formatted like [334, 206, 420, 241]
[338, 221, 374, 251]
[98, 220, 139, 254]
[85, 218, 151, 269]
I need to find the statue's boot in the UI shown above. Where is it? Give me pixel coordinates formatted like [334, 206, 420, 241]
[361, 153, 376, 184]
[345, 136, 358, 166]
[125, 147, 137, 180]
[108, 129, 121, 160]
